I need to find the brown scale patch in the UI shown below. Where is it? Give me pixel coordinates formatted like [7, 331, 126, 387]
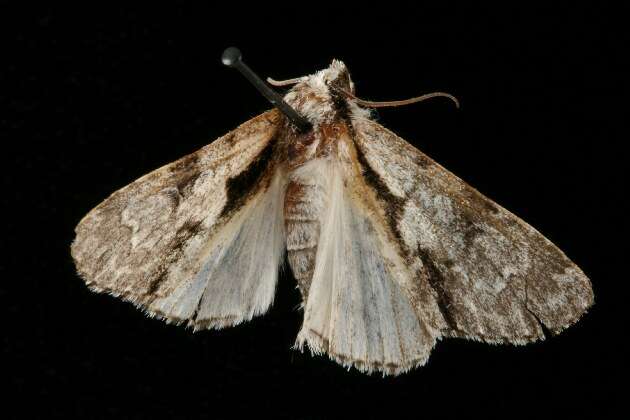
[222, 132, 237, 146]
[462, 219, 485, 248]
[314, 123, 343, 159]
[414, 153, 433, 169]
[285, 179, 321, 293]
[461, 185, 502, 217]
[329, 68, 352, 93]
[170, 151, 200, 173]
[294, 265, 315, 280]
[93, 249, 112, 275]
[166, 151, 203, 198]
[174, 169, 201, 197]
[354, 145, 406, 248]
[287, 131, 316, 167]
[145, 271, 168, 297]
[328, 73, 352, 120]
[284, 181, 308, 221]
[220, 137, 277, 218]
[285, 181, 306, 202]
[483, 199, 500, 214]
[319, 123, 339, 144]
[145, 219, 204, 295]
[288, 90, 321, 125]
[416, 247, 459, 332]
[175, 219, 204, 239]
[164, 188, 182, 209]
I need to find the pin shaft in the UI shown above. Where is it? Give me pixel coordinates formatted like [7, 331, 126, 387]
[222, 47, 312, 132]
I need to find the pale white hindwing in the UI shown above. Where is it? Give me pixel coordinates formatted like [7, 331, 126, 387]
[295, 156, 436, 376]
[150, 170, 287, 329]
[351, 117, 594, 343]
[72, 110, 287, 329]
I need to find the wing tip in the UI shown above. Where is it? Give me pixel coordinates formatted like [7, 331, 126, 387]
[546, 294, 595, 337]
[527, 266, 595, 338]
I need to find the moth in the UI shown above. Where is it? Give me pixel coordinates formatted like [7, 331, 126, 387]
[72, 48, 594, 376]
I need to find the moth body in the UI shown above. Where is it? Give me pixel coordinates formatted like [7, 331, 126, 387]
[282, 62, 365, 298]
[284, 158, 327, 299]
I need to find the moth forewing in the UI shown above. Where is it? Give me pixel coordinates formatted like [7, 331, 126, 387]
[71, 110, 287, 329]
[350, 118, 593, 343]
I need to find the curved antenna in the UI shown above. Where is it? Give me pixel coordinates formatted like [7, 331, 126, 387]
[332, 86, 460, 109]
[266, 77, 306, 87]
[222, 47, 312, 132]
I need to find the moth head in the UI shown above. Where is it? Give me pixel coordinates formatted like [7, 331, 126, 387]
[274, 60, 368, 125]
[319, 59, 355, 94]
[270, 60, 355, 94]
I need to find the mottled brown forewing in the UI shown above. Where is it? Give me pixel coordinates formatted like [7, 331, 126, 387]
[71, 110, 281, 315]
[351, 118, 593, 343]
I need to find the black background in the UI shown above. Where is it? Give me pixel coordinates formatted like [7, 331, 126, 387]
[2, 3, 623, 419]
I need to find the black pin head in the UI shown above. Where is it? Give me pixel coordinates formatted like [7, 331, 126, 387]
[221, 47, 242, 67]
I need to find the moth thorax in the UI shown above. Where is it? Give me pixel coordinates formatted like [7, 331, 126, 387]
[286, 130, 319, 169]
[284, 162, 329, 300]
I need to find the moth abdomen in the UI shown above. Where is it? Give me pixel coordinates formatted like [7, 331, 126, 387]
[284, 170, 328, 299]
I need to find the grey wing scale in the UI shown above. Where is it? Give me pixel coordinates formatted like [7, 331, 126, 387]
[71, 110, 287, 329]
[351, 118, 593, 344]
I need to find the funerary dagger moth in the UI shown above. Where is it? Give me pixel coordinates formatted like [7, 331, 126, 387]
[71, 48, 593, 376]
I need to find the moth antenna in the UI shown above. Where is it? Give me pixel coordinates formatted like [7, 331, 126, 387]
[333, 86, 460, 109]
[222, 47, 312, 132]
[266, 77, 306, 86]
